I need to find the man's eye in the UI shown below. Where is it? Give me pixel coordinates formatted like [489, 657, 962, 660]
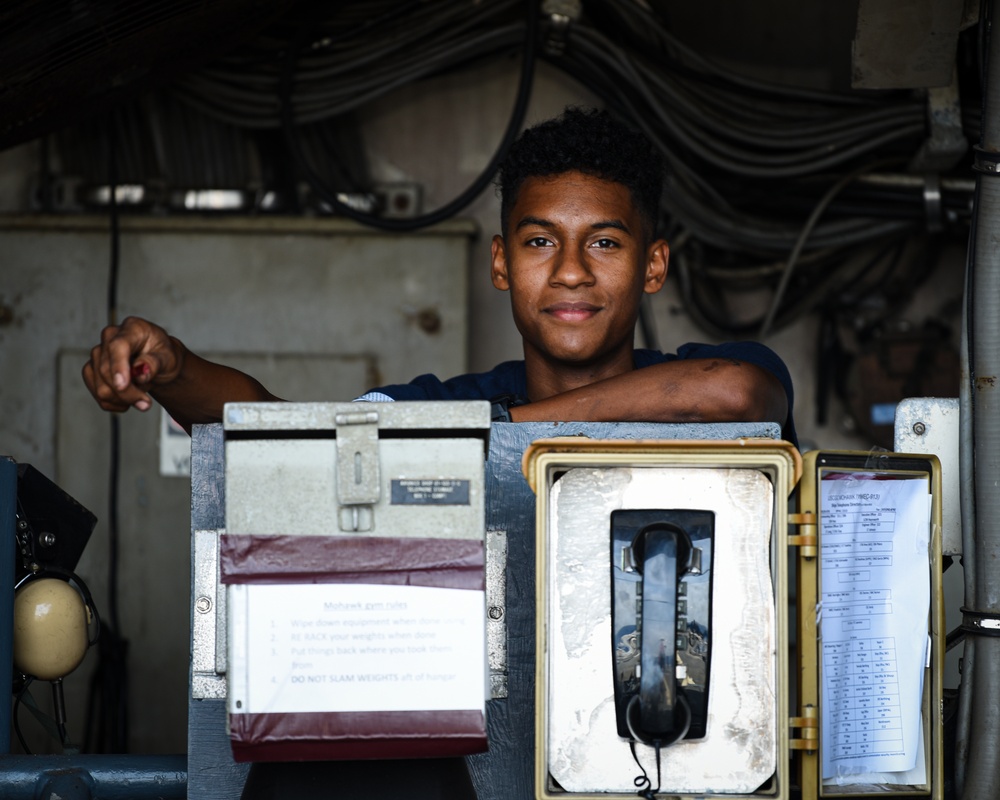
[593, 238, 618, 249]
[526, 237, 552, 247]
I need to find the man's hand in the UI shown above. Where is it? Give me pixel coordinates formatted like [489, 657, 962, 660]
[82, 316, 280, 432]
[82, 316, 183, 414]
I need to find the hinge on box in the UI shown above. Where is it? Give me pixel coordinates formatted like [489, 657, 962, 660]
[789, 705, 819, 751]
[788, 512, 818, 556]
[335, 410, 380, 531]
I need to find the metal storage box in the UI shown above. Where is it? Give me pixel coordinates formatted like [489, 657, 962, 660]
[199, 401, 492, 762]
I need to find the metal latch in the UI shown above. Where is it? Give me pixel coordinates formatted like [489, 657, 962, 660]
[335, 410, 380, 531]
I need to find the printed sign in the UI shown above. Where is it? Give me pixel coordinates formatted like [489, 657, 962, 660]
[229, 583, 486, 715]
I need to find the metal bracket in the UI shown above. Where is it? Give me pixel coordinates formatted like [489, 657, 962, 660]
[909, 73, 968, 174]
[335, 409, 380, 531]
[191, 529, 226, 699]
[486, 529, 509, 699]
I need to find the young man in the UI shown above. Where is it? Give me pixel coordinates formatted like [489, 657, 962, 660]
[83, 108, 795, 442]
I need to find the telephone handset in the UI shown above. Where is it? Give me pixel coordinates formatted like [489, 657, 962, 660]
[611, 509, 714, 745]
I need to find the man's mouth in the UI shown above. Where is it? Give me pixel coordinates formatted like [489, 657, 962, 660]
[545, 302, 601, 322]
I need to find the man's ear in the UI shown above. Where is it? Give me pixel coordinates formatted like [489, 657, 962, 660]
[643, 239, 669, 294]
[491, 235, 510, 291]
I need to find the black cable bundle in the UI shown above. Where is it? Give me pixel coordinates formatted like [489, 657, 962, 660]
[547, 0, 971, 337]
[59, 0, 972, 338]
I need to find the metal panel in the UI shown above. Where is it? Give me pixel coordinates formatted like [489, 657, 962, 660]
[893, 398, 960, 555]
[893, 397, 964, 692]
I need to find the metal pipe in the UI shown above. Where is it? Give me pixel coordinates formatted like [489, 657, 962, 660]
[0, 754, 186, 799]
[962, 2, 1000, 796]
[856, 173, 976, 192]
[954, 268, 977, 796]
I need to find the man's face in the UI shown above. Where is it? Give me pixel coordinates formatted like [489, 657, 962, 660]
[491, 170, 668, 379]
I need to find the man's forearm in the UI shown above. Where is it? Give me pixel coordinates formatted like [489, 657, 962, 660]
[510, 359, 787, 426]
[150, 347, 281, 433]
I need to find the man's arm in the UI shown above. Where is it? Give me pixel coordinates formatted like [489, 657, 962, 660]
[82, 316, 281, 433]
[509, 358, 788, 427]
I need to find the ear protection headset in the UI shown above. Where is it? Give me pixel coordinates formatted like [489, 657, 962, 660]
[13, 508, 100, 682]
[11, 492, 101, 753]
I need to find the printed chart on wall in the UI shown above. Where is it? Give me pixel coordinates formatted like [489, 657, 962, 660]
[818, 471, 931, 785]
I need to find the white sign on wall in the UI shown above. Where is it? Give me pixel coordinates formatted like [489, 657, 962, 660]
[159, 409, 191, 477]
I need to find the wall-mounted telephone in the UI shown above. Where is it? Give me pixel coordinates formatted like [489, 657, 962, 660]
[610, 509, 714, 745]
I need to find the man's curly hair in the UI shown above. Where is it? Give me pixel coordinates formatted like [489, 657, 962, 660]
[497, 107, 664, 240]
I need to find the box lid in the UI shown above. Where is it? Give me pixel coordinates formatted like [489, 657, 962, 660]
[223, 400, 491, 437]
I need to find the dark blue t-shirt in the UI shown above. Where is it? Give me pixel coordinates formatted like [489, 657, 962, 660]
[365, 342, 797, 446]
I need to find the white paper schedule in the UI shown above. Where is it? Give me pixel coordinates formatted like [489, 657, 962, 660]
[819, 475, 930, 782]
[228, 582, 486, 716]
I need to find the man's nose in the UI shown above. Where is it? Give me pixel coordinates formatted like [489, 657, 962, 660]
[550, 245, 595, 287]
